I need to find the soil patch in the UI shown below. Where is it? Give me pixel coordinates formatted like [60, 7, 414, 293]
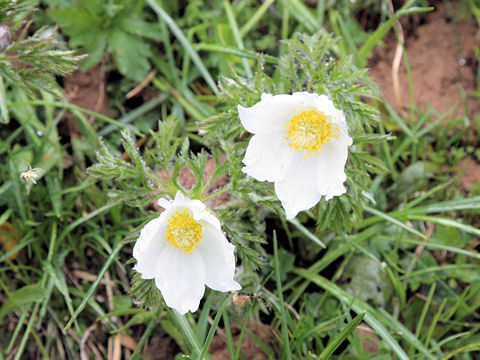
[61, 64, 109, 136]
[153, 157, 230, 211]
[457, 157, 480, 191]
[210, 321, 276, 360]
[142, 333, 179, 360]
[369, 2, 479, 120]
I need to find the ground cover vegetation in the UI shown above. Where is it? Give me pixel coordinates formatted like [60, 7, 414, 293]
[1, 0, 480, 359]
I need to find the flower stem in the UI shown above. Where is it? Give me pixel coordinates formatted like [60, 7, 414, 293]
[201, 183, 232, 202]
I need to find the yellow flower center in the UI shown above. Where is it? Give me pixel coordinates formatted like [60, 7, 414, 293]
[165, 209, 203, 255]
[285, 110, 339, 157]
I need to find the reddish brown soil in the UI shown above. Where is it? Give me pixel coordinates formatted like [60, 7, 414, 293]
[62, 64, 109, 135]
[153, 157, 230, 211]
[369, 2, 479, 120]
[210, 322, 276, 360]
[142, 334, 179, 360]
[457, 157, 480, 191]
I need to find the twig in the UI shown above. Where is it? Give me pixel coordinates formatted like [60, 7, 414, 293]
[261, 286, 300, 320]
[80, 323, 97, 360]
[387, 0, 405, 109]
[126, 70, 157, 99]
[112, 334, 122, 360]
[72, 269, 116, 286]
[208, 315, 226, 339]
[105, 271, 115, 316]
[87, 338, 103, 360]
[406, 222, 435, 275]
[119, 333, 137, 351]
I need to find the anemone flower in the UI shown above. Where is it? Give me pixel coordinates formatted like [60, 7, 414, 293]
[133, 191, 241, 314]
[239, 92, 352, 219]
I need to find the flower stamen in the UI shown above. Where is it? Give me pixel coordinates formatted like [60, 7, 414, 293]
[285, 110, 339, 158]
[165, 209, 203, 254]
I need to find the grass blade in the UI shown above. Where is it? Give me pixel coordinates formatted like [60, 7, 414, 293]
[408, 215, 480, 237]
[240, 0, 276, 37]
[222, 0, 252, 77]
[415, 283, 436, 339]
[196, 43, 279, 64]
[64, 239, 126, 331]
[357, 2, 433, 65]
[130, 307, 162, 360]
[319, 312, 365, 359]
[441, 343, 480, 360]
[287, 217, 326, 248]
[146, 0, 219, 95]
[364, 205, 424, 238]
[294, 268, 436, 360]
[170, 310, 206, 359]
[273, 231, 292, 359]
[198, 296, 230, 359]
[281, 0, 318, 33]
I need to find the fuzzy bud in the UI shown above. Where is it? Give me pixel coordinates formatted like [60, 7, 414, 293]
[0, 24, 11, 53]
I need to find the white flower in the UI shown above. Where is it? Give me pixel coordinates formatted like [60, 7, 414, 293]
[133, 191, 241, 314]
[238, 92, 353, 219]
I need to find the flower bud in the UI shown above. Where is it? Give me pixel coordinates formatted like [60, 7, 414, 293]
[0, 24, 11, 53]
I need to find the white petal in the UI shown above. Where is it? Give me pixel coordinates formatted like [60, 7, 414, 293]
[174, 191, 187, 202]
[316, 140, 349, 199]
[198, 223, 241, 292]
[239, 92, 318, 135]
[163, 192, 220, 230]
[331, 109, 353, 146]
[170, 191, 206, 211]
[155, 247, 206, 315]
[133, 216, 168, 279]
[157, 197, 172, 210]
[260, 93, 272, 101]
[274, 153, 321, 219]
[190, 204, 221, 230]
[313, 94, 337, 116]
[242, 133, 295, 182]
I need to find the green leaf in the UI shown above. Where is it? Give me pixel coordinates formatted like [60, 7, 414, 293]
[97, 308, 145, 320]
[45, 175, 62, 218]
[121, 18, 163, 41]
[81, 35, 108, 70]
[353, 133, 394, 144]
[109, 30, 152, 81]
[342, 256, 391, 306]
[0, 285, 45, 320]
[113, 295, 132, 312]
